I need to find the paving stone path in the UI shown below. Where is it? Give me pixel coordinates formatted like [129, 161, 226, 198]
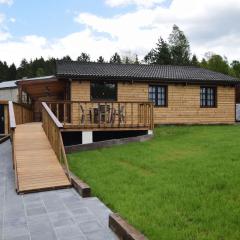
[0, 140, 118, 240]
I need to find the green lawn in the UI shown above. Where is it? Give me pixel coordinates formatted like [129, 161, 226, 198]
[68, 126, 240, 240]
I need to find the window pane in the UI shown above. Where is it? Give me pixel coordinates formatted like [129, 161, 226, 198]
[149, 85, 166, 107]
[91, 82, 117, 100]
[200, 87, 216, 107]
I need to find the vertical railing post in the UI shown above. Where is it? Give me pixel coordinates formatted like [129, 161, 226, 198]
[56, 103, 59, 120]
[64, 103, 66, 124]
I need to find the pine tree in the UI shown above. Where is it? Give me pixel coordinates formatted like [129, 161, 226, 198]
[134, 55, 140, 64]
[231, 60, 240, 78]
[17, 59, 29, 79]
[62, 55, 72, 61]
[77, 53, 90, 62]
[200, 58, 208, 68]
[97, 56, 105, 63]
[7, 63, 17, 80]
[110, 52, 122, 64]
[191, 54, 199, 67]
[144, 49, 155, 64]
[0, 61, 9, 80]
[153, 37, 172, 65]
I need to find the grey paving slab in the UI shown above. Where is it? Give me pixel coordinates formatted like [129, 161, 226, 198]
[0, 140, 118, 240]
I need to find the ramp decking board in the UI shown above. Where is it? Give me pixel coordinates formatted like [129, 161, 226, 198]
[14, 122, 71, 193]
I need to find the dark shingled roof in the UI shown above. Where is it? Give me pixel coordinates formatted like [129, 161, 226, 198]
[56, 61, 240, 84]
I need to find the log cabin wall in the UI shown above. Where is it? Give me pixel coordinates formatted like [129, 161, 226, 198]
[70, 80, 236, 125]
[71, 81, 90, 124]
[153, 84, 235, 124]
[117, 82, 148, 102]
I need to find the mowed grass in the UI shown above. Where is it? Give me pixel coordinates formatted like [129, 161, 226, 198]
[68, 126, 240, 240]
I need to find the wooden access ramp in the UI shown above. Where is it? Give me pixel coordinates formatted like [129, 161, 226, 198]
[14, 122, 71, 193]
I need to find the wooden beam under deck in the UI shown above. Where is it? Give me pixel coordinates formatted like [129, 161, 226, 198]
[62, 125, 150, 132]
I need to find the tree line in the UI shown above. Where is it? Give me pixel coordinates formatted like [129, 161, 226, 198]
[0, 24, 240, 82]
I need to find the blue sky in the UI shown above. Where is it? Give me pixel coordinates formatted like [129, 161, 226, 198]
[0, 0, 171, 38]
[0, 0, 239, 65]
[1, 1, 128, 38]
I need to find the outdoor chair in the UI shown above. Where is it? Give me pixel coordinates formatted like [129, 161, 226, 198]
[79, 104, 92, 125]
[110, 105, 125, 125]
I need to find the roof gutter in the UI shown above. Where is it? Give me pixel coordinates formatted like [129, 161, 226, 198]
[56, 74, 239, 86]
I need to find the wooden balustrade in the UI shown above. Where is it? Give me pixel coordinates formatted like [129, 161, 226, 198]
[8, 101, 18, 190]
[11, 102, 33, 125]
[46, 101, 154, 130]
[42, 102, 70, 178]
[8, 101, 34, 191]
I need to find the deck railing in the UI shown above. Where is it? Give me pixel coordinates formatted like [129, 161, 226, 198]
[8, 101, 18, 190]
[8, 101, 34, 191]
[12, 102, 33, 125]
[42, 102, 70, 178]
[46, 101, 154, 130]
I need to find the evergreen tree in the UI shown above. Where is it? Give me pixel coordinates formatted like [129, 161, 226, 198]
[97, 56, 105, 63]
[200, 58, 208, 68]
[7, 63, 17, 80]
[17, 59, 29, 79]
[231, 60, 240, 78]
[144, 49, 155, 64]
[0, 61, 9, 80]
[168, 24, 191, 65]
[153, 37, 172, 65]
[77, 53, 90, 62]
[36, 67, 45, 77]
[110, 52, 122, 64]
[134, 55, 140, 64]
[62, 55, 72, 61]
[125, 56, 130, 64]
[191, 54, 199, 66]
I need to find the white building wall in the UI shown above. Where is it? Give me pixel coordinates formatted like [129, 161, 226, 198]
[0, 88, 18, 102]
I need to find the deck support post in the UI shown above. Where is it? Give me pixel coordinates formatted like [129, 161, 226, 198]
[148, 130, 153, 135]
[82, 131, 93, 144]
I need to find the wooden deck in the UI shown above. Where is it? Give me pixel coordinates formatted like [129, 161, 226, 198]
[14, 122, 71, 193]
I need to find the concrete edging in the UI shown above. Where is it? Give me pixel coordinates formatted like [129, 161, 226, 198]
[109, 213, 148, 240]
[65, 134, 153, 153]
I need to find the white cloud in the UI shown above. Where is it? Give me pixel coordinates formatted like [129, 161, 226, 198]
[74, 0, 240, 62]
[0, 30, 118, 66]
[0, 31, 10, 41]
[0, 13, 11, 41]
[9, 17, 16, 23]
[0, 0, 13, 5]
[105, 0, 165, 8]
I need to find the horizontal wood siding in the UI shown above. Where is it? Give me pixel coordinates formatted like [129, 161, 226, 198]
[118, 82, 236, 124]
[71, 81, 90, 124]
[118, 82, 148, 102]
[71, 80, 236, 125]
[154, 85, 235, 124]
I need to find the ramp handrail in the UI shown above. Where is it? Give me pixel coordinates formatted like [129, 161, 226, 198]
[42, 102, 70, 179]
[8, 101, 18, 190]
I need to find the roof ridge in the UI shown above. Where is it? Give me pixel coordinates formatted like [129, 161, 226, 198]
[57, 60, 203, 68]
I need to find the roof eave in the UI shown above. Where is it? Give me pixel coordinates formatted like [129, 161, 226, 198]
[56, 74, 239, 86]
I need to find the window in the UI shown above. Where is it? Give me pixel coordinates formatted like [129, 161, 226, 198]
[149, 85, 167, 107]
[200, 87, 217, 107]
[91, 82, 117, 101]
